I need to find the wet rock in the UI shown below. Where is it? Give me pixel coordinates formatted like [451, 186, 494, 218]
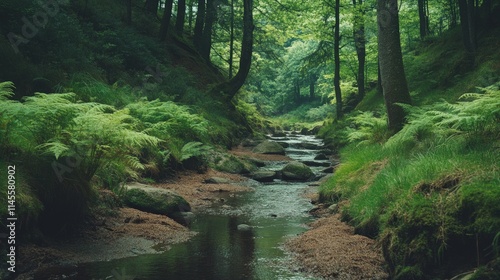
[282, 161, 314, 181]
[123, 182, 191, 216]
[295, 142, 322, 150]
[250, 171, 278, 182]
[314, 154, 328, 160]
[214, 155, 256, 174]
[204, 177, 233, 184]
[322, 166, 335, 173]
[252, 140, 286, 155]
[237, 224, 252, 231]
[273, 131, 287, 137]
[276, 141, 290, 148]
[301, 160, 331, 167]
[246, 157, 266, 167]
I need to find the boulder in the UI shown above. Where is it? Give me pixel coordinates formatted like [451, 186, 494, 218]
[250, 171, 278, 182]
[276, 141, 290, 148]
[123, 183, 191, 216]
[215, 155, 256, 174]
[314, 154, 329, 160]
[272, 131, 287, 137]
[281, 161, 314, 181]
[252, 140, 286, 155]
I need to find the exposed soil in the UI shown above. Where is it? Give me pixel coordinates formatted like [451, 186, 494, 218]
[16, 144, 389, 280]
[16, 169, 252, 279]
[286, 212, 389, 280]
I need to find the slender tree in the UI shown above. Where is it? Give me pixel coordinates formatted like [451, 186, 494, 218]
[377, 0, 412, 132]
[193, 0, 206, 50]
[418, 0, 430, 39]
[200, 0, 218, 61]
[159, 0, 175, 41]
[458, 0, 477, 67]
[352, 0, 366, 100]
[229, 0, 235, 78]
[210, 0, 254, 101]
[176, 0, 186, 36]
[334, 0, 343, 119]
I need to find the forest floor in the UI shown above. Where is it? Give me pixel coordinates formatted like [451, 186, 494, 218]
[17, 145, 388, 279]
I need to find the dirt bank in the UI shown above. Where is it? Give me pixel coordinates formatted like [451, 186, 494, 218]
[16, 168, 252, 279]
[286, 212, 388, 279]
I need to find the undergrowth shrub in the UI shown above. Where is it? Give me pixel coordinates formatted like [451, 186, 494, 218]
[320, 85, 500, 278]
[0, 83, 161, 231]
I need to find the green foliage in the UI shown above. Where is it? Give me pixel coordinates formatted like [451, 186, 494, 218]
[320, 85, 500, 277]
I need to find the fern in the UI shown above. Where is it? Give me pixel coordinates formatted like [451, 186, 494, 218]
[180, 141, 211, 162]
[0, 81, 15, 100]
[346, 111, 389, 145]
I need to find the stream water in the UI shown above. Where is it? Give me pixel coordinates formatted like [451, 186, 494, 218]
[36, 133, 330, 280]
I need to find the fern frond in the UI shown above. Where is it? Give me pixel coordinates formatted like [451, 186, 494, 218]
[0, 82, 15, 100]
[180, 142, 211, 161]
[37, 141, 71, 159]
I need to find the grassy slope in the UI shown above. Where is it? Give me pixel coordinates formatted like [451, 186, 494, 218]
[319, 26, 500, 279]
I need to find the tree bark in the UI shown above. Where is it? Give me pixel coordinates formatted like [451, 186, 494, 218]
[377, 0, 412, 132]
[210, 0, 254, 101]
[309, 74, 316, 100]
[159, 0, 175, 41]
[145, 0, 159, 15]
[176, 0, 186, 36]
[193, 0, 206, 50]
[200, 0, 217, 61]
[229, 0, 235, 79]
[334, 0, 343, 119]
[418, 0, 429, 39]
[353, 0, 366, 100]
[458, 0, 477, 67]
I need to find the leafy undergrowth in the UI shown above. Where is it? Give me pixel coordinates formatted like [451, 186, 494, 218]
[319, 86, 500, 279]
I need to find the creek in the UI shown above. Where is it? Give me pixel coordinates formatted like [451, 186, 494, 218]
[36, 133, 331, 280]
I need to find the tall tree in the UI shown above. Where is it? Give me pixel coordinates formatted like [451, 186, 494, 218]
[210, 0, 254, 101]
[200, 0, 218, 61]
[418, 0, 430, 39]
[334, 0, 343, 119]
[193, 0, 206, 50]
[176, 0, 187, 36]
[159, 0, 175, 41]
[377, 0, 412, 132]
[352, 0, 366, 100]
[229, 0, 235, 79]
[458, 0, 477, 67]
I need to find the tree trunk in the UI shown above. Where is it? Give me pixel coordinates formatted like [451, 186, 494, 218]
[334, 0, 343, 119]
[159, 0, 175, 41]
[377, 0, 412, 133]
[229, 0, 235, 79]
[353, 0, 366, 100]
[176, 0, 186, 36]
[309, 74, 316, 100]
[210, 0, 254, 101]
[418, 0, 429, 39]
[458, 0, 476, 67]
[449, 0, 458, 27]
[199, 0, 217, 61]
[193, 0, 206, 50]
[145, 0, 159, 15]
[188, 0, 194, 30]
[376, 60, 383, 96]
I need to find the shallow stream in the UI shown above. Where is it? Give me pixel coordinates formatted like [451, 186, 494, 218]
[37, 133, 330, 280]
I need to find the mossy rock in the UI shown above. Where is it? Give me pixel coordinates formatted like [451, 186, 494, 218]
[250, 171, 278, 182]
[123, 183, 190, 216]
[281, 161, 314, 181]
[215, 155, 256, 174]
[252, 140, 286, 155]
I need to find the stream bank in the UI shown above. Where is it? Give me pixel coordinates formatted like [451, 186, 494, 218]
[18, 133, 388, 280]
